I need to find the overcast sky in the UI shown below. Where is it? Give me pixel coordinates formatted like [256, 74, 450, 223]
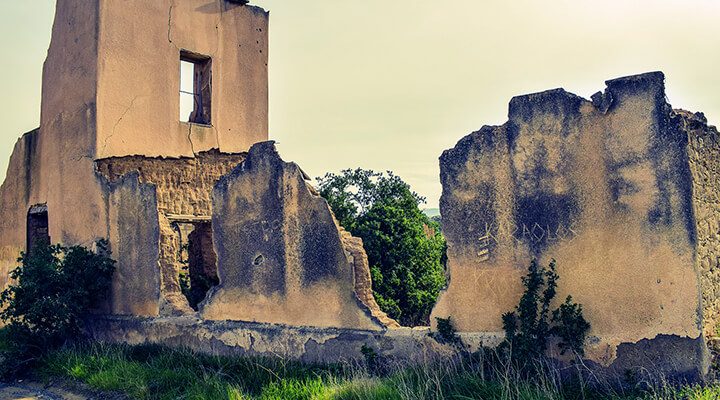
[1, 1, 719, 208]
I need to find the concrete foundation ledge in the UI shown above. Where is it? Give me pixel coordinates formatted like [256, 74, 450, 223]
[85, 316, 708, 385]
[86, 315, 473, 364]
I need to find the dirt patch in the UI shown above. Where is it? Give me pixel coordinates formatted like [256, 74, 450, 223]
[0, 380, 128, 400]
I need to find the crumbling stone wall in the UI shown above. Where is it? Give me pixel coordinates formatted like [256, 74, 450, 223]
[431, 72, 708, 380]
[682, 110, 720, 338]
[96, 150, 246, 314]
[202, 141, 390, 330]
[340, 228, 400, 328]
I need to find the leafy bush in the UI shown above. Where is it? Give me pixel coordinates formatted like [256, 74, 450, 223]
[432, 316, 464, 349]
[317, 168, 446, 326]
[360, 344, 380, 372]
[501, 259, 590, 365]
[0, 239, 115, 374]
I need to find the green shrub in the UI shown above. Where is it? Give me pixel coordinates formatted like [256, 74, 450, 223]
[432, 316, 464, 349]
[317, 168, 446, 326]
[501, 259, 590, 365]
[0, 239, 115, 375]
[360, 344, 380, 372]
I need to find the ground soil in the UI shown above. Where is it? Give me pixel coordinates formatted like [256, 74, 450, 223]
[0, 380, 127, 400]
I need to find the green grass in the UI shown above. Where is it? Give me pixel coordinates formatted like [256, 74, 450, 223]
[40, 343, 345, 399]
[0, 337, 712, 400]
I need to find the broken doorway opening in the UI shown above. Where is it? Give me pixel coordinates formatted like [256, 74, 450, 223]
[175, 219, 219, 310]
[27, 204, 49, 255]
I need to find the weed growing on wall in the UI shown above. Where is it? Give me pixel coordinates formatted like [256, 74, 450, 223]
[432, 316, 464, 350]
[501, 259, 590, 366]
[0, 240, 115, 376]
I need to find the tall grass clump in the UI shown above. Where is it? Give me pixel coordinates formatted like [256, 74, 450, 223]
[35, 340, 720, 400]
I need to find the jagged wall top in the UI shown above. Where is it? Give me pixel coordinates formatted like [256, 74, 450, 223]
[432, 71, 705, 377]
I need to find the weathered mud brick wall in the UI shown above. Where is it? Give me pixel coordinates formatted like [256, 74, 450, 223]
[96, 150, 246, 315]
[202, 141, 390, 330]
[431, 72, 708, 379]
[104, 173, 162, 316]
[682, 111, 720, 338]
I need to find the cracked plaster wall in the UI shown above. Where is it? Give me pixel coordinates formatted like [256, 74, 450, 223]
[0, 0, 111, 309]
[96, 0, 269, 158]
[0, 0, 267, 317]
[202, 142, 389, 330]
[88, 316, 450, 365]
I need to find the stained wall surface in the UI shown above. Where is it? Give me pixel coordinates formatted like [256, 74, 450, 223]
[105, 173, 162, 316]
[431, 72, 707, 377]
[0, 130, 41, 292]
[0, 0, 108, 298]
[202, 142, 385, 330]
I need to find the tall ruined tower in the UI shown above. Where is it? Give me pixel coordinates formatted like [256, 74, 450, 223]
[0, 0, 269, 316]
[43, 0, 268, 160]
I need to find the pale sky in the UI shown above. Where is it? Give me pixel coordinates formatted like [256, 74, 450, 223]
[1, 1, 719, 208]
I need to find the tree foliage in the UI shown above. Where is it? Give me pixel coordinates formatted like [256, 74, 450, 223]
[0, 240, 115, 373]
[317, 169, 446, 326]
[501, 259, 590, 365]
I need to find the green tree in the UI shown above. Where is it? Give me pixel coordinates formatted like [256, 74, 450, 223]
[317, 169, 446, 326]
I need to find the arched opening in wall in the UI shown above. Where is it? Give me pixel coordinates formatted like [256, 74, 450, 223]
[27, 204, 49, 255]
[178, 221, 218, 310]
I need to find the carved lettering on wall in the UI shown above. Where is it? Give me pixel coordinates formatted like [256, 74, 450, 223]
[475, 220, 580, 260]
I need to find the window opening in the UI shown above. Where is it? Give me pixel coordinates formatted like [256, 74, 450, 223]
[179, 51, 212, 125]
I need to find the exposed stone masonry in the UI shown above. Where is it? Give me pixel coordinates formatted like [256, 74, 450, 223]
[682, 110, 720, 338]
[96, 150, 246, 314]
[340, 228, 400, 328]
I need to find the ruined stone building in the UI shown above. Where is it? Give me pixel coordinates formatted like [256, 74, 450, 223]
[1, 0, 719, 384]
[431, 72, 719, 380]
[0, 0, 393, 329]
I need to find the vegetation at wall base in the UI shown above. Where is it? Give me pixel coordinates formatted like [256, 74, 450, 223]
[501, 259, 591, 368]
[0, 240, 115, 377]
[317, 168, 446, 326]
[0, 339, 714, 400]
[432, 316, 465, 350]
